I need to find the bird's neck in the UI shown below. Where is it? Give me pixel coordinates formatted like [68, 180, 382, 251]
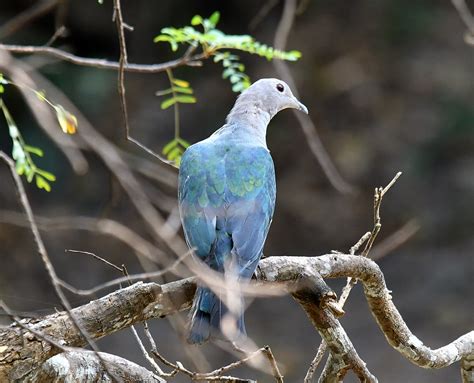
[224, 99, 273, 147]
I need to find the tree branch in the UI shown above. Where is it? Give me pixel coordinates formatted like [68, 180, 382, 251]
[0, 43, 204, 73]
[1, 254, 471, 381]
[0, 0, 59, 39]
[273, 0, 356, 195]
[29, 350, 165, 382]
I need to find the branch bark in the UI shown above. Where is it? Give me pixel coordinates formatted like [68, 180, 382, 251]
[27, 350, 165, 383]
[0, 254, 472, 381]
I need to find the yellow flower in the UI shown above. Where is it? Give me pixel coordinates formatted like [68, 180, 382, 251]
[54, 105, 77, 134]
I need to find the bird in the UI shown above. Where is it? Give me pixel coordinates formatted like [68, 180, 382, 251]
[178, 78, 308, 345]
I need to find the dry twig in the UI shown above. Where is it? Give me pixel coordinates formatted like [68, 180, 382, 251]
[0, 151, 116, 381]
[273, 0, 355, 194]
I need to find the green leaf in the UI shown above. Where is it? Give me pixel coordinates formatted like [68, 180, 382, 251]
[175, 95, 197, 104]
[191, 15, 203, 26]
[36, 169, 56, 181]
[286, 50, 302, 61]
[24, 145, 44, 157]
[153, 35, 178, 51]
[26, 169, 35, 183]
[222, 68, 234, 79]
[15, 162, 25, 176]
[172, 79, 190, 88]
[155, 88, 174, 97]
[0, 84, 4, 94]
[232, 82, 246, 93]
[230, 74, 241, 83]
[11, 141, 24, 161]
[162, 139, 177, 155]
[35, 175, 51, 192]
[161, 97, 177, 110]
[176, 137, 190, 148]
[209, 11, 220, 27]
[173, 86, 193, 94]
[167, 147, 182, 161]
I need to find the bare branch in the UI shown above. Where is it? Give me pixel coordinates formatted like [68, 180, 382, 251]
[273, 0, 356, 195]
[303, 342, 327, 383]
[258, 255, 474, 370]
[0, 151, 116, 381]
[0, 0, 59, 39]
[451, 0, 474, 45]
[0, 43, 205, 73]
[2, 253, 470, 380]
[32, 351, 165, 382]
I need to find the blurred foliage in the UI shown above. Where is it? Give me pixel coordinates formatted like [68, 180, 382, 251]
[155, 11, 300, 92]
[0, 73, 77, 191]
[154, 11, 302, 166]
[156, 70, 192, 166]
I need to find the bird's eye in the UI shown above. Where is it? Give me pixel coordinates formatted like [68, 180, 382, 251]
[276, 83, 284, 92]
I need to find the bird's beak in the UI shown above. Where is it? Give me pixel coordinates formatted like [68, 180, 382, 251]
[292, 96, 308, 114]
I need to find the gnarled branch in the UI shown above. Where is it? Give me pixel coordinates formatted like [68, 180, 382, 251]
[0, 254, 471, 381]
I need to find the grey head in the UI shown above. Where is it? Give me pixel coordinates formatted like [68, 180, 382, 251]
[226, 78, 308, 126]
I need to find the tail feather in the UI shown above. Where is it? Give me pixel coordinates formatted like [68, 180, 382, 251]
[187, 286, 246, 344]
[188, 310, 211, 344]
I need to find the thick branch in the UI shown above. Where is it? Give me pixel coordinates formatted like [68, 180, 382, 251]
[30, 350, 165, 382]
[257, 255, 473, 370]
[0, 255, 471, 381]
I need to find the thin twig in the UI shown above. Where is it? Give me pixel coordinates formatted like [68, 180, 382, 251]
[112, 0, 130, 143]
[57, 250, 191, 295]
[130, 325, 167, 376]
[44, 25, 67, 47]
[362, 171, 402, 257]
[111, 0, 176, 167]
[0, 44, 204, 72]
[305, 172, 402, 381]
[65, 249, 122, 272]
[0, 0, 59, 39]
[0, 212, 170, 265]
[0, 151, 116, 381]
[248, 0, 279, 30]
[451, 0, 474, 43]
[273, 0, 356, 194]
[303, 342, 327, 383]
[262, 346, 284, 383]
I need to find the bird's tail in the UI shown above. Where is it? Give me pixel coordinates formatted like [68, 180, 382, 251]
[187, 286, 246, 344]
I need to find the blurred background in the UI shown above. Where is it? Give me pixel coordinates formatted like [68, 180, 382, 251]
[0, 1, 473, 382]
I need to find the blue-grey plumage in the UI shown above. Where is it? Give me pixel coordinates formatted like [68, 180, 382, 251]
[178, 78, 308, 344]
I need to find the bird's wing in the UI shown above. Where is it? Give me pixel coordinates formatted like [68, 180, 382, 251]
[224, 146, 276, 278]
[179, 143, 276, 278]
[178, 142, 225, 259]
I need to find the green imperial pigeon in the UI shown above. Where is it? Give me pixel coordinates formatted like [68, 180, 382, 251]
[178, 78, 308, 344]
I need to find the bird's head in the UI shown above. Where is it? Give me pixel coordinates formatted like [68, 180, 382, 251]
[245, 78, 308, 115]
[226, 78, 308, 127]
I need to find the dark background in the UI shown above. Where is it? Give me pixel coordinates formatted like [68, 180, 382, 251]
[0, 1, 473, 382]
